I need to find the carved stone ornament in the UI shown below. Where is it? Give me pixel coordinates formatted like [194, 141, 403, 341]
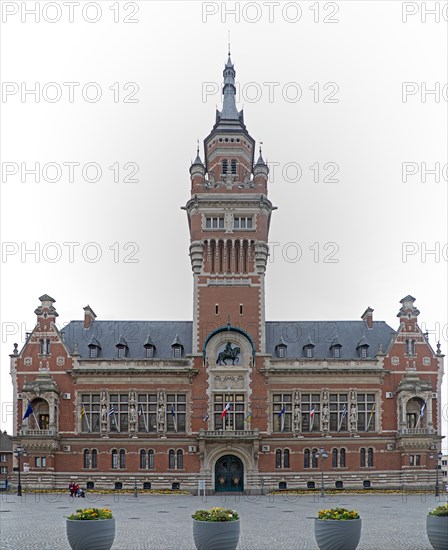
[391, 356, 400, 365]
[423, 357, 431, 366]
[24, 357, 32, 366]
[56, 356, 65, 366]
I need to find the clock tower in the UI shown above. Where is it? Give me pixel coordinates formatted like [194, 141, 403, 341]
[184, 53, 275, 355]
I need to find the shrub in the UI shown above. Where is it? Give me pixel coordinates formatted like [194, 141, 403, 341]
[67, 508, 113, 521]
[428, 503, 448, 517]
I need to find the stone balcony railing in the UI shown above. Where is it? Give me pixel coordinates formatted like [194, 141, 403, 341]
[198, 428, 260, 440]
[398, 427, 435, 436]
[20, 428, 57, 437]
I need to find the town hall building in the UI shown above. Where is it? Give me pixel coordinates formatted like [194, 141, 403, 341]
[10, 54, 445, 493]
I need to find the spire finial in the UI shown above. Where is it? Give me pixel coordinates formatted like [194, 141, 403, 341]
[228, 30, 231, 56]
[197, 138, 199, 156]
[259, 142, 263, 156]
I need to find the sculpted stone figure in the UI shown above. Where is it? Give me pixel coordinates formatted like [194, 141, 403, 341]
[293, 405, 301, 432]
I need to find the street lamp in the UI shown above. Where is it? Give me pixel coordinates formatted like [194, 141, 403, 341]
[14, 445, 27, 497]
[314, 448, 329, 498]
[435, 451, 443, 497]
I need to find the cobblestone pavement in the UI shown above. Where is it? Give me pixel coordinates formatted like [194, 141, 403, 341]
[1, 492, 447, 549]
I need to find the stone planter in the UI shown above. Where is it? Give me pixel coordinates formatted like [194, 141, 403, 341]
[426, 515, 448, 550]
[66, 518, 115, 550]
[314, 518, 362, 550]
[192, 519, 240, 550]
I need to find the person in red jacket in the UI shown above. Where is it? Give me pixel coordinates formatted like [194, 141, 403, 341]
[73, 482, 79, 497]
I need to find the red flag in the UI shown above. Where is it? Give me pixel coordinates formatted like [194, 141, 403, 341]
[221, 403, 231, 418]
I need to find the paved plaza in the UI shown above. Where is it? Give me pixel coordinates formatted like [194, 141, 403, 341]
[1, 491, 446, 549]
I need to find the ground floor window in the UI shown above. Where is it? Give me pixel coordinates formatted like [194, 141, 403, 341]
[35, 456, 46, 468]
[168, 449, 183, 469]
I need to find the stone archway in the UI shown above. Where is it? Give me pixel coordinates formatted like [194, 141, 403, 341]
[215, 454, 244, 492]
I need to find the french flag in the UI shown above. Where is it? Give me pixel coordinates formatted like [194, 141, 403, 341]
[221, 403, 231, 418]
[309, 404, 315, 418]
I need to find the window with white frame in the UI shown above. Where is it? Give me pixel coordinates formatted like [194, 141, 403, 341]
[137, 394, 158, 433]
[301, 394, 320, 432]
[35, 456, 46, 468]
[205, 217, 224, 229]
[0, 454, 7, 462]
[329, 394, 348, 432]
[234, 217, 253, 229]
[81, 394, 100, 433]
[214, 394, 245, 430]
[109, 394, 129, 433]
[166, 394, 186, 433]
[357, 394, 376, 432]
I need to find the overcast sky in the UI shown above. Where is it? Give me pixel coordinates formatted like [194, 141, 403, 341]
[1, 1, 447, 446]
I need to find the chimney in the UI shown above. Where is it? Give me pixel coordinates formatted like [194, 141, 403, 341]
[83, 305, 97, 329]
[361, 307, 374, 329]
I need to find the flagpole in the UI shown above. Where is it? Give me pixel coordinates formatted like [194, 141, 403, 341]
[143, 408, 148, 432]
[366, 406, 375, 431]
[114, 412, 120, 433]
[85, 409, 91, 433]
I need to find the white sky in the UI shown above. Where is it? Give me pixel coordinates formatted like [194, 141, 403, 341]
[1, 1, 447, 448]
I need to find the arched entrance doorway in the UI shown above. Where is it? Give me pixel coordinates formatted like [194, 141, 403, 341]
[215, 455, 244, 492]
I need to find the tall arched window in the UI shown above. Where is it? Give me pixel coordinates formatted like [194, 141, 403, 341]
[39, 339, 45, 355]
[304, 449, 310, 469]
[360, 448, 366, 467]
[332, 448, 338, 468]
[275, 449, 282, 468]
[283, 449, 290, 468]
[91, 449, 98, 469]
[111, 449, 118, 469]
[140, 449, 147, 469]
[340, 448, 346, 467]
[367, 447, 374, 467]
[83, 449, 90, 469]
[177, 449, 183, 469]
[148, 449, 155, 469]
[231, 159, 237, 174]
[218, 241, 224, 273]
[312, 448, 319, 468]
[119, 449, 126, 469]
[169, 449, 175, 469]
[45, 339, 51, 354]
[222, 159, 228, 175]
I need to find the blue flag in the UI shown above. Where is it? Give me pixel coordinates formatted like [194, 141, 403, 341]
[109, 405, 115, 416]
[171, 404, 175, 417]
[278, 406, 286, 417]
[23, 401, 33, 420]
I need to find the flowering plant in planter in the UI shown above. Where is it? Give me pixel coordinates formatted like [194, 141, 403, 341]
[317, 508, 360, 520]
[192, 507, 239, 522]
[67, 508, 113, 520]
[428, 503, 448, 517]
[315, 508, 362, 550]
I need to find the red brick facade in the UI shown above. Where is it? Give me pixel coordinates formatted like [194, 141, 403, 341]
[10, 56, 444, 493]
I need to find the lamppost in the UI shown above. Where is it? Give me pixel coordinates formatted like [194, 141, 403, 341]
[14, 445, 27, 497]
[314, 448, 329, 498]
[435, 451, 443, 497]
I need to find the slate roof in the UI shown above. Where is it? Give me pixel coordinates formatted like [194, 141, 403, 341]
[60, 319, 395, 361]
[0, 431, 13, 452]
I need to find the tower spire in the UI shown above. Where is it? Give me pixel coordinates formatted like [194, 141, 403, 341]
[220, 50, 239, 120]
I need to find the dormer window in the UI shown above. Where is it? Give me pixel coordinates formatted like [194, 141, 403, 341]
[87, 336, 101, 359]
[144, 333, 156, 359]
[171, 334, 184, 359]
[330, 337, 342, 359]
[333, 347, 340, 358]
[275, 338, 287, 359]
[356, 336, 369, 359]
[115, 336, 128, 359]
[303, 336, 315, 359]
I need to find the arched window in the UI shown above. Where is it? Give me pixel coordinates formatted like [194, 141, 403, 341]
[111, 449, 118, 469]
[340, 448, 346, 467]
[169, 449, 175, 469]
[45, 339, 51, 354]
[304, 449, 310, 469]
[406, 339, 415, 355]
[177, 449, 183, 469]
[140, 449, 147, 469]
[119, 449, 126, 469]
[148, 449, 155, 469]
[91, 449, 98, 469]
[222, 159, 228, 176]
[275, 449, 282, 468]
[332, 448, 338, 468]
[83, 449, 90, 469]
[312, 448, 319, 468]
[360, 448, 366, 468]
[367, 447, 374, 467]
[283, 449, 290, 468]
[39, 339, 45, 355]
[231, 159, 237, 174]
